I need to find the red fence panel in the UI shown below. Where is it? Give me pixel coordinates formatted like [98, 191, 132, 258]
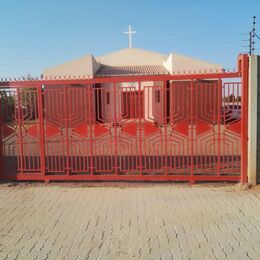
[0, 87, 42, 176]
[0, 67, 248, 182]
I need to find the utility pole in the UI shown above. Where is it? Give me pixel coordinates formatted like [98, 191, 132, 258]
[252, 16, 256, 54]
[249, 16, 260, 55]
[249, 30, 252, 55]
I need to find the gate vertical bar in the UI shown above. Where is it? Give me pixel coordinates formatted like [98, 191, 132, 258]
[0, 94, 4, 179]
[217, 79, 222, 176]
[113, 83, 118, 175]
[63, 85, 70, 176]
[88, 85, 94, 175]
[37, 84, 46, 177]
[17, 88, 24, 174]
[138, 81, 143, 175]
[241, 54, 249, 183]
[190, 80, 194, 182]
[164, 80, 168, 175]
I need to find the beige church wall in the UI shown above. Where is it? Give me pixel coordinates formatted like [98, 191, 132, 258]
[90, 87, 96, 123]
[44, 55, 100, 79]
[163, 53, 173, 74]
[43, 84, 96, 127]
[141, 81, 154, 122]
[100, 83, 122, 123]
[142, 81, 164, 124]
[100, 82, 114, 123]
[121, 81, 162, 123]
[92, 56, 101, 75]
[153, 82, 164, 125]
[163, 53, 223, 75]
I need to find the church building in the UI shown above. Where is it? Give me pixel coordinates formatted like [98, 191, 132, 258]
[43, 27, 223, 125]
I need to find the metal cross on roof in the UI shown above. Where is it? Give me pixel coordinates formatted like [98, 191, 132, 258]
[124, 25, 137, 48]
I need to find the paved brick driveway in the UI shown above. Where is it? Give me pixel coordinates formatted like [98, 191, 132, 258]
[0, 183, 259, 260]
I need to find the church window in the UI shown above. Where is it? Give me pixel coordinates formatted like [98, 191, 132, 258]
[106, 92, 110, 105]
[155, 90, 160, 103]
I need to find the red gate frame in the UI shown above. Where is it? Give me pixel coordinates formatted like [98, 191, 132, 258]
[0, 54, 249, 183]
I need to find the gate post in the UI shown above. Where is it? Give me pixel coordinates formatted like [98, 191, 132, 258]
[240, 54, 249, 184]
[247, 55, 260, 185]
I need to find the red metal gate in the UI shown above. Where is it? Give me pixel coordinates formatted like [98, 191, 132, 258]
[0, 55, 249, 183]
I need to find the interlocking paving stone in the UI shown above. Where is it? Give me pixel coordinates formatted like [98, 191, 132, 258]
[0, 183, 259, 260]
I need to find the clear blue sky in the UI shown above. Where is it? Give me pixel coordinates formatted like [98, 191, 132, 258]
[0, 0, 259, 77]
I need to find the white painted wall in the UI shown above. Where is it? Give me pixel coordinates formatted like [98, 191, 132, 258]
[248, 55, 258, 185]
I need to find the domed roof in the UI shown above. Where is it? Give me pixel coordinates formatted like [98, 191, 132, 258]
[96, 48, 167, 66]
[43, 47, 223, 78]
